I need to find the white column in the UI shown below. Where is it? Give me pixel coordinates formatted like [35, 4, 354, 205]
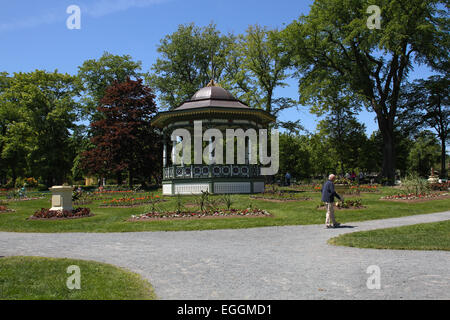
[163, 139, 167, 167]
[209, 137, 213, 164]
[247, 137, 252, 164]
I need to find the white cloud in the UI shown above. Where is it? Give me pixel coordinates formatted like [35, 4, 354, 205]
[0, 0, 167, 32]
[83, 0, 166, 18]
[0, 10, 61, 32]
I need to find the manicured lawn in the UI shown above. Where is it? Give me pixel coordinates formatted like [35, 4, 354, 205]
[0, 188, 449, 233]
[0, 256, 157, 300]
[328, 220, 450, 251]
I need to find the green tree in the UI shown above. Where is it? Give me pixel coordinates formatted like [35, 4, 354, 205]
[227, 25, 294, 113]
[400, 75, 449, 178]
[78, 52, 143, 116]
[281, 0, 449, 184]
[407, 131, 441, 177]
[279, 133, 311, 179]
[0, 70, 80, 186]
[148, 23, 232, 109]
[0, 72, 11, 185]
[316, 109, 368, 175]
[307, 132, 336, 177]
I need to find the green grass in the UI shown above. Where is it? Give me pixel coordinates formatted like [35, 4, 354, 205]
[0, 256, 157, 300]
[328, 220, 450, 251]
[0, 188, 449, 233]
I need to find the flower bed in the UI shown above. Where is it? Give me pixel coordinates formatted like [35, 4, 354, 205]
[7, 197, 43, 202]
[251, 186, 311, 201]
[100, 195, 165, 207]
[29, 207, 92, 220]
[0, 205, 15, 213]
[250, 194, 312, 202]
[380, 193, 449, 201]
[430, 182, 450, 191]
[130, 208, 272, 221]
[94, 190, 135, 194]
[343, 185, 380, 195]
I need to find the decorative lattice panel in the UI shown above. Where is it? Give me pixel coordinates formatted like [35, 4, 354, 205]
[174, 183, 210, 195]
[253, 181, 265, 193]
[162, 184, 172, 195]
[214, 182, 251, 194]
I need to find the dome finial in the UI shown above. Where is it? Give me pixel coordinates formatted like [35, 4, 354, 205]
[207, 79, 217, 87]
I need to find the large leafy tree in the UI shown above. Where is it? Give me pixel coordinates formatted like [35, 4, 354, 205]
[78, 52, 143, 116]
[407, 130, 441, 177]
[0, 72, 11, 185]
[400, 75, 449, 178]
[279, 133, 311, 179]
[81, 79, 161, 187]
[225, 25, 294, 114]
[0, 70, 80, 186]
[316, 108, 368, 175]
[148, 23, 232, 109]
[281, 0, 449, 183]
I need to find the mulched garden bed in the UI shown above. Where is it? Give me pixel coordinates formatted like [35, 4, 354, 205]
[380, 193, 450, 203]
[100, 200, 167, 208]
[7, 197, 43, 202]
[250, 196, 312, 202]
[0, 206, 15, 214]
[28, 207, 93, 220]
[129, 208, 272, 221]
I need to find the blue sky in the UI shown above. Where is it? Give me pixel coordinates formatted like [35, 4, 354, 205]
[0, 0, 435, 135]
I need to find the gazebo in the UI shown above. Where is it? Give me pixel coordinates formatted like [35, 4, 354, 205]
[151, 81, 276, 195]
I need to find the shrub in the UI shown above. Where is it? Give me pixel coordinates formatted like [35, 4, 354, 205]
[195, 191, 210, 213]
[222, 194, 233, 210]
[401, 174, 430, 196]
[25, 178, 38, 187]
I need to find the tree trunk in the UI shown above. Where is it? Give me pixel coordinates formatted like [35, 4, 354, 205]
[11, 166, 17, 188]
[128, 170, 133, 189]
[378, 118, 396, 185]
[441, 138, 447, 178]
[117, 172, 123, 185]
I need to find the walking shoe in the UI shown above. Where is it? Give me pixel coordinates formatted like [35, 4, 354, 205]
[333, 222, 341, 228]
[325, 225, 333, 229]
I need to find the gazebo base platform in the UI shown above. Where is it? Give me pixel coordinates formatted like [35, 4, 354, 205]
[162, 178, 265, 195]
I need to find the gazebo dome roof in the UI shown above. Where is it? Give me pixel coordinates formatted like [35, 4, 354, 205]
[191, 85, 236, 101]
[151, 80, 276, 128]
[174, 80, 250, 111]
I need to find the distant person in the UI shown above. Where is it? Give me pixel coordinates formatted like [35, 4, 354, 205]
[345, 172, 350, 179]
[321, 174, 342, 228]
[351, 172, 356, 181]
[285, 172, 291, 186]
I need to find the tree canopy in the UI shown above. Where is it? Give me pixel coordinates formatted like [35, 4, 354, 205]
[280, 0, 449, 183]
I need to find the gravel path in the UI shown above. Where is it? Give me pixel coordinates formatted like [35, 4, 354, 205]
[1, 211, 449, 300]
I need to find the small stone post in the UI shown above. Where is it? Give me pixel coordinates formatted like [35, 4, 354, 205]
[49, 186, 73, 212]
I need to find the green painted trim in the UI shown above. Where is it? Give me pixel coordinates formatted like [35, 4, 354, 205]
[151, 107, 276, 128]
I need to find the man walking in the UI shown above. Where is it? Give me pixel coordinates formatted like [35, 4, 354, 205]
[285, 172, 291, 186]
[321, 174, 342, 228]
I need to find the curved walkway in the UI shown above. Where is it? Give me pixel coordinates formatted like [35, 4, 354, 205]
[1, 211, 449, 300]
